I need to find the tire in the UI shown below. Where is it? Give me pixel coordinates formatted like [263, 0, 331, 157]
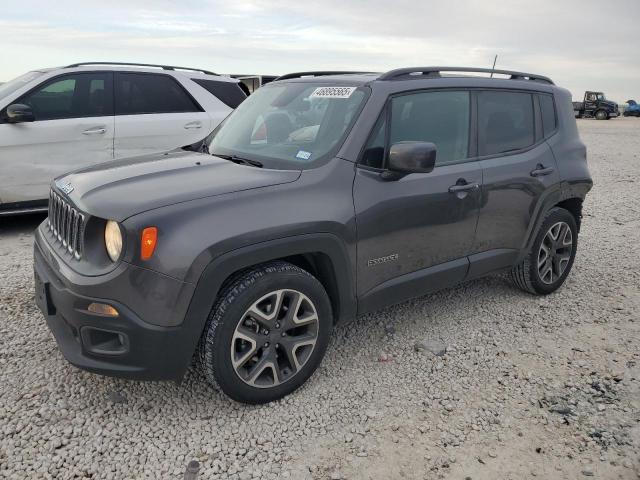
[198, 261, 333, 404]
[595, 109, 608, 120]
[511, 207, 578, 295]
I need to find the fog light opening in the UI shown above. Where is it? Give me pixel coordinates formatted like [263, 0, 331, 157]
[87, 302, 119, 317]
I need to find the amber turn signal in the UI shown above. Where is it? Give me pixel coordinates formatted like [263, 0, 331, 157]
[87, 302, 119, 317]
[140, 227, 158, 260]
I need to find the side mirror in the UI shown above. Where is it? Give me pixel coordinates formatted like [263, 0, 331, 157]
[387, 141, 436, 176]
[6, 104, 35, 123]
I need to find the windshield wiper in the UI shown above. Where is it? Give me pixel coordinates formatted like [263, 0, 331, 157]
[213, 153, 263, 168]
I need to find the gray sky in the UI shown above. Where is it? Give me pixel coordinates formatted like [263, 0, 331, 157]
[2, 0, 639, 102]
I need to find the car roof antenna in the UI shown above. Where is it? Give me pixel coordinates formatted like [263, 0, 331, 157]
[490, 55, 498, 78]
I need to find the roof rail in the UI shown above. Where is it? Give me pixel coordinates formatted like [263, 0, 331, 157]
[378, 67, 554, 85]
[65, 62, 217, 76]
[274, 71, 376, 81]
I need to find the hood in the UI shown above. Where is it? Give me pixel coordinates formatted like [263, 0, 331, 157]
[55, 151, 301, 221]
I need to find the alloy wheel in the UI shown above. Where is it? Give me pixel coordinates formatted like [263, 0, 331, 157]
[537, 221, 573, 285]
[230, 289, 319, 388]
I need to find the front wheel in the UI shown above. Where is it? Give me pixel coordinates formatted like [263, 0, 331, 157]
[595, 109, 608, 120]
[198, 261, 333, 404]
[511, 208, 578, 295]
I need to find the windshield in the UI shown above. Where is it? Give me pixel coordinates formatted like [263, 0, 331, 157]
[597, 93, 606, 100]
[207, 82, 368, 169]
[0, 71, 45, 102]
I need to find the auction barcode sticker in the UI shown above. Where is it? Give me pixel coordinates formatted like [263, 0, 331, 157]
[310, 86, 357, 99]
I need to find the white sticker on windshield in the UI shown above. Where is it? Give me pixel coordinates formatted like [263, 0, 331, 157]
[296, 150, 312, 160]
[310, 86, 357, 99]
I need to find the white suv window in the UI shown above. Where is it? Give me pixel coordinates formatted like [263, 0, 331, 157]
[191, 78, 247, 108]
[115, 73, 201, 115]
[16, 73, 113, 121]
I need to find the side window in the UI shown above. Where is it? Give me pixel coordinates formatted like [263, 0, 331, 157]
[478, 91, 534, 156]
[191, 79, 247, 108]
[361, 111, 387, 169]
[389, 91, 470, 165]
[17, 73, 113, 121]
[539, 94, 557, 137]
[115, 73, 201, 115]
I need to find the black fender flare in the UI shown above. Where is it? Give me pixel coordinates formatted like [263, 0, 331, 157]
[518, 183, 562, 260]
[172, 233, 356, 379]
[517, 180, 592, 262]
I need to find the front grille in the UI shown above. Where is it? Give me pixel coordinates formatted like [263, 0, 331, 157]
[47, 189, 85, 259]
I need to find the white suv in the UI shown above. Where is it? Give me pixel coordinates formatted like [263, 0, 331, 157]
[0, 62, 248, 215]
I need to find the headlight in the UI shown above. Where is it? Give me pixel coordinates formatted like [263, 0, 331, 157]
[104, 220, 123, 262]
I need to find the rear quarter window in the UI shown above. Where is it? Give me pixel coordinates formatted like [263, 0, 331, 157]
[192, 78, 247, 109]
[539, 94, 557, 137]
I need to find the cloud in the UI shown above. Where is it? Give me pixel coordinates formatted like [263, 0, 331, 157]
[1, 0, 638, 100]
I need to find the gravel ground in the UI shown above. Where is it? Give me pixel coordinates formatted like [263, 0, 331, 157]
[1, 118, 639, 480]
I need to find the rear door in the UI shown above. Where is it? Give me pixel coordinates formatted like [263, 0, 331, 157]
[0, 72, 114, 204]
[113, 72, 211, 158]
[471, 90, 560, 273]
[354, 90, 482, 306]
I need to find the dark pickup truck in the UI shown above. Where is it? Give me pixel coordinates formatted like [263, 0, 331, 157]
[573, 91, 619, 120]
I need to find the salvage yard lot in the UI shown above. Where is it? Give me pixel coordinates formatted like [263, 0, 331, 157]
[1, 119, 639, 480]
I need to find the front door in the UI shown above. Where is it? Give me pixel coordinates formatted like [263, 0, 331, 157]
[354, 90, 481, 307]
[584, 92, 598, 114]
[0, 72, 114, 204]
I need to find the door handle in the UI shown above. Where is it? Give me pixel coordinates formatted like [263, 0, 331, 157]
[530, 165, 555, 177]
[448, 182, 479, 193]
[82, 127, 106, 135]
[184, 121, 202, 130]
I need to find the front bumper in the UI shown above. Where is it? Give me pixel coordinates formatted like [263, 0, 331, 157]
[609, 111, 620, 117]
[34, 225, 198, 381]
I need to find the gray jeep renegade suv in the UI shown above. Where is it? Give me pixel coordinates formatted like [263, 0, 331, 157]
[34, 67, 592, 403]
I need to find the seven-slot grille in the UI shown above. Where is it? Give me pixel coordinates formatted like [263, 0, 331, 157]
[47, 189, 85, 259]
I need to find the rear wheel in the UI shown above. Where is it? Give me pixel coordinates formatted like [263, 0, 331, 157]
[595, 109, 608, 120]
[198, 261, 333, 404]
[511, 208, 578, 295]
